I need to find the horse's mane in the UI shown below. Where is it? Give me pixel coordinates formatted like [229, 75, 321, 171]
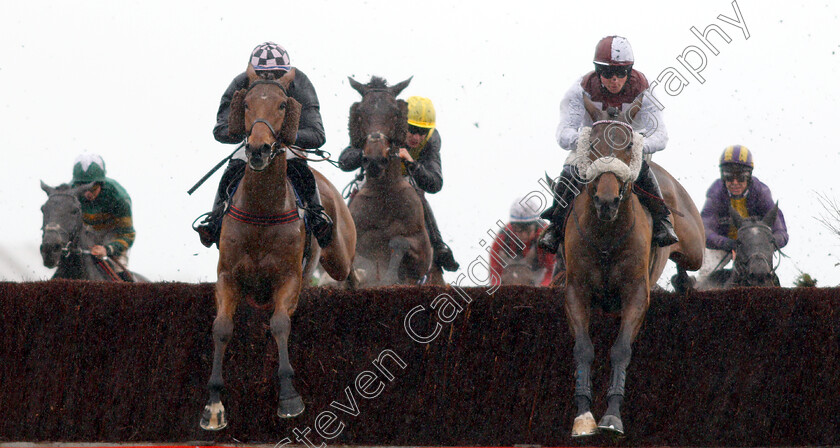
[367, 76, 389, 90]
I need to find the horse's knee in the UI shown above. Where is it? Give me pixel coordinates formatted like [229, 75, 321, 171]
[609, 342, 632, 366]
[212, 316, 234, 343]
[573, 339, 595, 364]
[270, 313, 291, 337]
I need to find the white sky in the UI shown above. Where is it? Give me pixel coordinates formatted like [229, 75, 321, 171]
[2, 0, 839, 288]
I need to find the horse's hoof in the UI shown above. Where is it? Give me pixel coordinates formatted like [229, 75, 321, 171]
[277, 395, 305, 418]
[597, 414, 624, 436]
[200, 401, 227, 431]
[571, 411, 598, 438]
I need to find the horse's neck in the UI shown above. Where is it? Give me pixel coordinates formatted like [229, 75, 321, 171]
[55, 253, 85, 279]
[235, 158, 294, 212]
[580, 194, 638, 236]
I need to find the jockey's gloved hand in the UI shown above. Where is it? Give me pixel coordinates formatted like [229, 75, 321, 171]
[721, 238, 736, 251]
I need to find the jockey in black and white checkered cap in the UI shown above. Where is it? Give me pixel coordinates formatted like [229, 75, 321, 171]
[194, 42, 333, 249]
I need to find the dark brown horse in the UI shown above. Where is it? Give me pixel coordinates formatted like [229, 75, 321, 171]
[200, 66, 357, 430]
[346, 76, 441, 286]
[561, 96, 704, 438]
[39, 182, 147, 282]
[698, 204, 782, 289]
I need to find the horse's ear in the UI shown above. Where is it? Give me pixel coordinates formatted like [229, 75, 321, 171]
[729, 206, 745, 229]
[348, 77, 366, 96]
[390, 76, 413, 97]
[41, 180, 55, 195]
[762, 201, 779, 227]
[348, 102, 365, 148]
[278, 68, 296, 91]
[280, 97, 301, 145]
[246, 64, 260, 84]
[583, 94, 601, 121]
[228, 88, 247, 137]
[544, 173, 556, 190]
[626, 94, 644, 122]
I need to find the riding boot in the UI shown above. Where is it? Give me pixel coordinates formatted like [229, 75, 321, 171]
[418, 192, 459, 272]
[194, 159, 246, 248]
[288, 158, 333, 248]
[634, 161, 679, 247]
[538, 165, 582, 254]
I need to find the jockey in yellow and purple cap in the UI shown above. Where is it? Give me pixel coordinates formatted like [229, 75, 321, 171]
[696, 145, 789, 281]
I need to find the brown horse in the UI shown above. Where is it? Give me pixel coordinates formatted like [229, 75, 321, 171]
[346, 76, 442, 286]
[498, 246, 547, 286]
[200, 66, 356, 430]
[561, 96, 704, 438]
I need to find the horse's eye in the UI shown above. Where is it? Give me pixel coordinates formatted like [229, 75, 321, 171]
[71, 209, 79, 215]
[244, 102, 250, 110]
[279, 103, 287, 111]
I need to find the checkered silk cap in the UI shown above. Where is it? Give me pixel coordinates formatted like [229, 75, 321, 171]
[249, 42, 291, 71]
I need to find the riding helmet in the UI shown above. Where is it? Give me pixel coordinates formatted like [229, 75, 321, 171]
[593, 36, 635, 67]
[249, 42, 291, 71]
[509, 197, 541, 223]
[719, 145, 754, 171]
[72, 153, 106, 185]
[407, 96, 436, 129]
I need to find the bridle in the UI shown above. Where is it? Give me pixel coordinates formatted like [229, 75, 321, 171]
[41, 193, 82, 259]
[731, 223, 781, 284]
[243, 79, 289, 167]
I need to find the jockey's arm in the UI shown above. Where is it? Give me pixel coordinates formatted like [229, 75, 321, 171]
[635, 94, 668, 154]
[406, 134, 443, 193]
[488, 233, 506, 287]
[556, 79, 586, 151]
[290, 71, 326, 149]
[105, 200, 135, 258]
[701, 196, 736, 251]
[213, 74, 248, 144]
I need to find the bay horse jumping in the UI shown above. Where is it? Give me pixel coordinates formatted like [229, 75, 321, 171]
[200, 66, 357, 430]
[561, 96, 704, 438]
[345, 76, 442, 286]
[698, 203, 782, 289]
[40, 181, 147, 282]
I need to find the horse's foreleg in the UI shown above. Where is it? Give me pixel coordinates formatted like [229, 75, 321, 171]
[600, 284, 649, 436]
[564, 284, 597, 437]
[200, 275, 238, 431]
[384, 237, 411, 285]
[270, 281, 305, 418]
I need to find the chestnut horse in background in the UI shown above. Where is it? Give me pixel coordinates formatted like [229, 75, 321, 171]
[200, 67, 356, 430]
[561, 96, 704, 438]
[345, 76, 442, 286]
